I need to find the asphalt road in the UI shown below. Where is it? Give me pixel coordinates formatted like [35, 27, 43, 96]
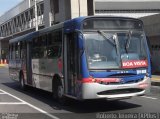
[0, 67, 160, 119]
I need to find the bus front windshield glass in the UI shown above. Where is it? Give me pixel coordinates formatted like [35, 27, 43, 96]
[84, 31, 148, 70]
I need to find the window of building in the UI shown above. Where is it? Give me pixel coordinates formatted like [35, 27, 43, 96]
[53, 0, 59, 14]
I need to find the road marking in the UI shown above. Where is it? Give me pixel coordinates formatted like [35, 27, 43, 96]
[0, 89, 60, 119]
[141, 96, 157, 100]
[0, 102, 26, 105]
[0, 93, 6, 94]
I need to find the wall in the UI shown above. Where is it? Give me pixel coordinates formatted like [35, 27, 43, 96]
[140, 14, 160, 73]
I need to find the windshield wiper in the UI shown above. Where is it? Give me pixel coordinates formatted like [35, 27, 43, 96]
[125, 31, 131, 53]
[97, 30, 116, 46]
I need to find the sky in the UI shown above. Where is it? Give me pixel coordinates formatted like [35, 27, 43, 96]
[0, 0, 23, 16]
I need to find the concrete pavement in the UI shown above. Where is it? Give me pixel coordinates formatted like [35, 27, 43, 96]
[0, 67, 160, 119]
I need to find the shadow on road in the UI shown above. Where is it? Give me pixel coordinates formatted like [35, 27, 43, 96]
[2, 82, 141, 113]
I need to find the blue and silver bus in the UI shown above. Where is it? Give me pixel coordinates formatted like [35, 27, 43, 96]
[9, 16, 151, 101]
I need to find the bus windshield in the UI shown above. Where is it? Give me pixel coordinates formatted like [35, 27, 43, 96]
[84, 31, 148, 70]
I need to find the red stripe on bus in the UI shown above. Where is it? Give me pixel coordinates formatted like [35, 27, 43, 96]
[81, 77, 121, 83]
[58, 58, 63, 72]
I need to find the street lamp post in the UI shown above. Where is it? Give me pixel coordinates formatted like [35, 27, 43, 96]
[34, 0, 38, 31]
[78, 0, 81, 17]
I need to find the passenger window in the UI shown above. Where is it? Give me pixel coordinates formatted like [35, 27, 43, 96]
[21, 41, 27, 59]
[47, 46, 61, 58]
[9, 45, 13, 59]
[32, 35, 47, 59]
[47, 30, 62, 58]
[31, 30, 62, 59]
[15, 42, 20, 59]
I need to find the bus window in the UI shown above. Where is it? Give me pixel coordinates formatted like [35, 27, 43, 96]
[9, 45, 12, 59]
[47, 45, 60, 58]
[47, 30, 62, 58]
[15, 42, 21, 59]
[12, 44, 15, 60]
[15, 43, 18, 59]
[21, 41, 27, 59]
[32, 35, 47, 59]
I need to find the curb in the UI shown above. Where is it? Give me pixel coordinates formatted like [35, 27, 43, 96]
[0, 64, 8, 68]
[0, 64, 5, 67]
[151, 81, 160, 86]
[151, 75, 160, 86]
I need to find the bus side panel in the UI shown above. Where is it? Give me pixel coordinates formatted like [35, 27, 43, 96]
[9, 59, 22, 81]
[32, 58, 59, 92]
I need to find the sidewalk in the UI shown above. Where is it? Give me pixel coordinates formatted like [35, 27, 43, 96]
[0, 64, 6, 67]
[151, 75, 160, 86]
[0, 64, 8, 68]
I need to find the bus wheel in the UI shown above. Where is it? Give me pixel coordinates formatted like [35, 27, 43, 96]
[57, 85, 68, 105]
[20, 74, 26, 90]
[52, 78, 67, 105]
[57, 85, 63, 99]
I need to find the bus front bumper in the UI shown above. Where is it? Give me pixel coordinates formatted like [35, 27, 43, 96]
[81, 76, 150, 100]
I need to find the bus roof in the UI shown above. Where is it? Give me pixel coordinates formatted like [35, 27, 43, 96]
[9, 31, 39, 44]
[9, 16, 142, 44]
[9, 23, 63, 44]
[63, 16, 143, 33]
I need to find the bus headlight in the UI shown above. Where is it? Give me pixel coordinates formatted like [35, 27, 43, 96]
[138, 83, 148, 89]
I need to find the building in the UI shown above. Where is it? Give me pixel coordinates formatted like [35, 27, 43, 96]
[95, 0, 160, 18]
[140, 14, 160, 73]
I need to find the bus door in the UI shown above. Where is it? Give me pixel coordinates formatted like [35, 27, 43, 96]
[26, 42, 32, 85]
[64, 33, 79, 96]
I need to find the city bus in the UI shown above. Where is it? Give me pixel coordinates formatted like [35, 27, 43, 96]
[9, 16, 151, 102]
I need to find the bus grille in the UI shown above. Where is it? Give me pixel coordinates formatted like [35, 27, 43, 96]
[97, 88, 144, 95]
[97, 78, 143, 85]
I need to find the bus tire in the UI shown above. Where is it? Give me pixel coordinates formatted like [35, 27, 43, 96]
[20, 73, 26, 90]
[52, 76, 67, 105]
